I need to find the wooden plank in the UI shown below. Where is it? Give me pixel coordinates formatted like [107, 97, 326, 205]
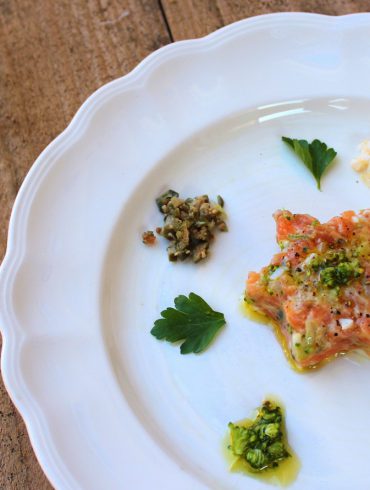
[161, 0, 370, 40]
[0, 1, 171, 488]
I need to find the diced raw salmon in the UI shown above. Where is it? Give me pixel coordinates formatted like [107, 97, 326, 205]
[245, 210, 370, 369]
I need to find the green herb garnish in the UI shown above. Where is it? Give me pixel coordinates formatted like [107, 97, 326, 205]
[320, 260, 363, 288]
[282, 137, 337, 190]
[151, 292, 226, 354]
[308, 250, 364, 288]
[287, 233, 311, 240]
[228, 401, 290, 472]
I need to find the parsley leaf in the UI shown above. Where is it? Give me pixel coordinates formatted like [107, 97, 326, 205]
[151, 292, 226, 354]
[282, 137, 337, 190]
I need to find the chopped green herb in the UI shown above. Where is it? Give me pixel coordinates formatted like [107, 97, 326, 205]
[282, 137, 337, 190]
[320, 260, 363, 288]
[287, 234, 311, 240]
[261, 264, 279, 285]
[306, 250, 364, 288]
[228, 401, 290, 472]
[151, 292, 226, 354]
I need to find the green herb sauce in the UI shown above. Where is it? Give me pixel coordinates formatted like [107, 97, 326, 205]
[225, 398, 300, 486]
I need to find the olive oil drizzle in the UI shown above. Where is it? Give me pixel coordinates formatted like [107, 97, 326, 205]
[240, 300, 365, 372]
[241, 301, 304, 373]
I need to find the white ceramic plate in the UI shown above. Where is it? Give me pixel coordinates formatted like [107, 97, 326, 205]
[2, 13, 370, 490]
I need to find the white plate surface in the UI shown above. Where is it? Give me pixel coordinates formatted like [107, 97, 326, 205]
[2, 13, 370, 490]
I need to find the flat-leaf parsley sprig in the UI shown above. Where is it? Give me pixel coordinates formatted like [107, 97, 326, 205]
[151, 292, 226, 354]
[282, 137, 337, 190]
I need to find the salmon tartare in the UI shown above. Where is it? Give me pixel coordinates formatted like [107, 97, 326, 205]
[245, 209, 370, 369]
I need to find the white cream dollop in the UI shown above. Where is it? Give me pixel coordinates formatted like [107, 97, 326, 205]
[351, 138, 370, 187]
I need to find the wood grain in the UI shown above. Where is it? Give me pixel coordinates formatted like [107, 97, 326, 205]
[0, 1, 170, 488]
[161, 0, 370, 39]
[0, 0, 368, 488]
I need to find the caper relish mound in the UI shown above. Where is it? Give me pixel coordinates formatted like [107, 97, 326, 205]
[155, 190, 227, 263]
[246, 209, 370, 370]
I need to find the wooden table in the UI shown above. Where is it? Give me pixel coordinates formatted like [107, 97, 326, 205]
[1, 1, 369, 488]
